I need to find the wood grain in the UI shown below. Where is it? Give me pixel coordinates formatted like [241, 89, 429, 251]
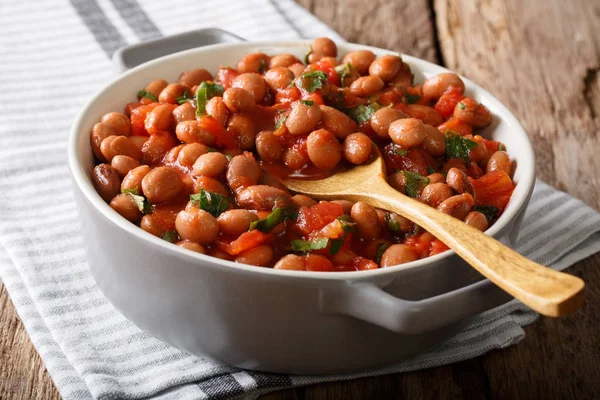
[1, 0, 599, 399]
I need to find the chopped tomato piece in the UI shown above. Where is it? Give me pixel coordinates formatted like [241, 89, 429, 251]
[429, 239, 449, 256]
[301, 91, 325, 105]
[275, 86, 301, 104]
[313, 58, 340, 87]
[315, 219, 345, 239]
[404, 232, 436, 258]
[352, 256, 378, 271]
[130, 103, 160, 136]
[198, 115, 238, 149]
[437, 117, 472, 136]
[469, 171, 515, 211]
[216, 67, 239, 89]
[295, 202, 344, 236]
[434, 86, 465, 119]
[383, 145, 431, 176]
[125, 101, 142, 117]
[305, 254, 334, 271]
[482, 138, 503, 153]
[218, 230, 272, 256]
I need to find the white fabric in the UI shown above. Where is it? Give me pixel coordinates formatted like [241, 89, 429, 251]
[0, 1, 599, 399]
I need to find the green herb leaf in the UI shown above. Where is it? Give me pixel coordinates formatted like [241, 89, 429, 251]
[189, 189, 229, 217]
[162, 230, 178, 243]
[304, 46, 313, 64]
[206, 147, 218, 152]
[274, 115, 287, 130]
[402, 171, 429, 198]
[299, 70, 328, 93]
[176, 90, 191, 105]
[426, 166, 436, 175]
[334, 63, 354, 87]
[401, 92, 421, 104]
[498, 143, 506, 151]
[249, 207, 286, 232]
[259, 58, 268, 73]
[384, 212, 400, 232]
[225, 154, 233, 161]
[291, 237, 329, 252]
[329, 238, 344, 255]
[298, 99, 314, 106]
[337, 214, 356, 233]
[121, 187, 139, 196]
[445, 131, 478, 164]
[375, 243, 390, 264]
[346, 104, 377, 124]
[137, 90, 157, 102]
[475, 205, 499, 223]
[391, 144, 408, 156]
[121, 187, 152, 214]
[195, 81, 225, 117]
[457, 101, 466, 110]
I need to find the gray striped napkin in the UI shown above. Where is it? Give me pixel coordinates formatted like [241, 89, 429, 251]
[0, 1, 599, 399]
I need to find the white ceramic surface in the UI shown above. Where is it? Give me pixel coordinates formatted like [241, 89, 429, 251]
[68, 40, 535, 374]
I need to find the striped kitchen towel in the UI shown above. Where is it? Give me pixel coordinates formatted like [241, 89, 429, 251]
[0, 1, 599, 399]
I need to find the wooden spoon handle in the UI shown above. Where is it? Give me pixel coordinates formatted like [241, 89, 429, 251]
[360, 183, 585, 317]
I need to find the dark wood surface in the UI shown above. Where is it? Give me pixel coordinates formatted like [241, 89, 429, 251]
[1, 0, 599, 399]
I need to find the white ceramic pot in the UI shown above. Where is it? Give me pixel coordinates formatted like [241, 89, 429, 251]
[68, 35, 536, 374]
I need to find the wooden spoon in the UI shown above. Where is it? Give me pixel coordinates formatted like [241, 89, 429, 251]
[283, 145, 584, 317]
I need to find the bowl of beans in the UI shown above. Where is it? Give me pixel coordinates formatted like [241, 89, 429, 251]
[69, 36, 535, 374]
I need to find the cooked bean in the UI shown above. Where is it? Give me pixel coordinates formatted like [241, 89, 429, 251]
[92, 164, 121, 202]
[405, 104, 443, 126]
[205, 96, 228, 126]
[193, 152, 228, 177]
[338, 63, 361, 87]
[143, 79, 169, 99]
[226, 154, 261, 191]
[380, 244, 418, 267]
[101, 112, 131, 136]
[468, 137, 488, 162]
[369, 55, 402, 83]
[343, 132, 372, 164]
[236, 185, 289, 210]
[176, 240, 206, 254]
[388, 171, 407, 193]
[217, 209, 259, 236]
[437, 193, 475, 220]
[446, 167, 474, 195]
[320, 105, 358, 139]
[331, 200, 353, 214]
[486, 151, 512, 175]
[388, 118, 426, 148]
[306, 51, 322, 64]
[175, 120, 216, 145]
[307, 129, 342, 170]
[223, 88, 255, 113]
[111, 155, 140, 178]
[427, 172, 446, 184]
[349, 75, 385, 97]
[175, 208, 219, 244]
[311, 37, 337, 57]
[177, 143, 208, 167]
[138, 214, 165, 237]
[121, 165, 150, 192]
[259, 174, 289, 194]
[91, 122, 116, 161]
[350, 201, 380, 240]
[376, 209, 413, 233]
[390, 61, 413, 87]
[288, 63, 305, 78]
[464, 211, 489, 231]
[141, 166, 183, 203]
[330, 247, 356, 266]
[227, 114, 256, 150]
[264, 67, 295, 91]
[178, 68, 213, 87]
[269, 53, 301, 68]
[370, 108, 409, 139]
[291, 194, 318, 208]
[235, 245, 273, 267]
[145, 104, 174, 134]
[163, 144, 185, 164]
[194, 175, 230, 196]
[422, 124, 446, 156]
[159, 83, 188, 104]
[341, 50, 376, 75]
[173, 102, 196, 124]
[274, 254, 306, 271]
[422, 73, 465, 100]
[237, 52, 270, 73]
[255, 130, 283, 162]
[100, 135, 142, 162]
[286, 101, 322, 136]
[141, 133, 178, 165]
[454, 98, 493, 127]
[129, 135, 149, 150]
[420, 183, 454, 207]
[109, 194, 142, 222]
[232, 73, 267, 102]
[442, 157, 468, 173]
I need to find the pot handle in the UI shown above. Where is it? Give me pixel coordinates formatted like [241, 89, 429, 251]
[112, 28, 245, 74]
[320, 278, 513, 334]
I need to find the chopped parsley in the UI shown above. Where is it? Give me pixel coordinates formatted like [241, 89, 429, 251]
[194, 81, 225, 117]
[137, 90, 157, 102]
[189, 189, 229, 217]
[162, 230, 178, 243]
[298, 99, 315, 106]
[457, 101, 466, 110]
[298, 70, 328, 93]
[445, 130, 478, 164]
[498, 143, 506, 151]
[249, 207, 297, 233]
[206, 147, 218, 152]
[401, 91, 421, 104]
[121, 187, 152, 214]
[384, 212, 400, 232]
[329, 238, 345, 255]
[304, 46, 313, 64]
[402, 171, 429, 198]
[426, 166, 436, 175]
[291, 237, 329, 252]
[346, 104, 377, 124]
[375, 243, 390, 264]
[337, 214, 356, 233]
[274, 115, 287, 130]
[475, 205, 499, 223]
[334, 63, 354, 87]
[391, 144, 408, 156]
[176, 90, 191, 105]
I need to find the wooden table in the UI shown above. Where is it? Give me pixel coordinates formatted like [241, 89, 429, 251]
[1, 0, 599, 398]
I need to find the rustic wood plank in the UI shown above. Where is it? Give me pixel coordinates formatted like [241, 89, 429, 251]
[295, 0, 439, 63]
